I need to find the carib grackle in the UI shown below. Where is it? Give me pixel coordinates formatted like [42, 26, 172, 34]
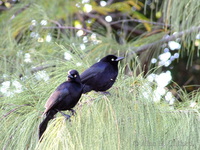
[38, 70, 83, 139]
[80, 55, 124, 94]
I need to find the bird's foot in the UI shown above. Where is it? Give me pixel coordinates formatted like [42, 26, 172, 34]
[57, 110, 71, 121]
[70, 109, 76, 116]
[63, 114, 71, 120]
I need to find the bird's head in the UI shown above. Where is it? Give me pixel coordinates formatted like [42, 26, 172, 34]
[67, 70, 81, 82]
[100, 55, 124, 64]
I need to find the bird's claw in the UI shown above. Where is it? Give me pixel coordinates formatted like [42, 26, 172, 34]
[63, 114, 71, 121]
[57, 110, 71, 121]
[70, 109, 76, 116]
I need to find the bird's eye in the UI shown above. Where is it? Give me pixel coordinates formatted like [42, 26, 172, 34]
[111, 58, 115, 61]
[74, 74, 77, 78]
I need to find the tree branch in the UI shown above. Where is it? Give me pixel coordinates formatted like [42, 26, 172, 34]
[0, 64, 56, 84]
[134, 26, 200, 54]
[0, 6, 8, 11]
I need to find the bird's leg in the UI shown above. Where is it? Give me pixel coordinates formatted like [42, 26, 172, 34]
[56, 110, 71, 120]
[99, 91, 111, 95]
[69, 109, 76, 116]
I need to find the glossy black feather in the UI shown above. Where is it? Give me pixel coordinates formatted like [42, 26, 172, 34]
[39, 70, 83, 139]
[80, 55, 124, 93]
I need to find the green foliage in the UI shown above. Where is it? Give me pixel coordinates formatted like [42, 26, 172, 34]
[163, 0, 200, 31]
[163, 0, 200, 58]
[1, 70, 200, 149]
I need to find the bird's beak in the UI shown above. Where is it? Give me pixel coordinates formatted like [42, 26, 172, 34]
[68, 74, 74, 79]
[116, 56, 124, 61]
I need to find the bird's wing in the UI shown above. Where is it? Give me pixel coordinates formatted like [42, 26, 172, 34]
[80, 63, 106, 83]
[43, 85, 69, 115]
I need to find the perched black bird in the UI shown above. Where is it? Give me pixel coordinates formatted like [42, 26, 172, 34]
[39, 70, 83, 139]
[80, 55, 124, 93]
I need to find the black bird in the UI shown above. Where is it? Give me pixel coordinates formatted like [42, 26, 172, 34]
[80, 55, 124, 93]
[39, 70, 83, 139]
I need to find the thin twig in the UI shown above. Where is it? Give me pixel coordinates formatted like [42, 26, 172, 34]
[31, 64, 56, 74]
[49, 20, 62, 27]
[107, 0, 114, 5]
[183, 76, 194, 86]
[110, 19, 171, 27]
[48, 20, 62, 39]
[84, 13, 112, 36]
[163, 110, 199, 114]
[76, 12, 87, 31]
[111, 23, 144, 35]
[1, 104, 30, 119]
[10, 3, 31, 20]
[43, 26, 93, 34]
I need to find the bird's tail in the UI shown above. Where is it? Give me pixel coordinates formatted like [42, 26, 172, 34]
[38, 110, 57, 140]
